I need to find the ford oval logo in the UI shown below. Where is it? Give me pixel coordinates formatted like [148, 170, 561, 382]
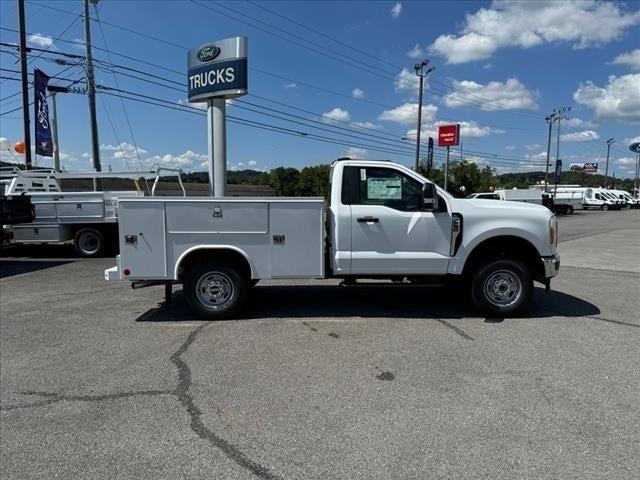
[198, 45, 220, 62]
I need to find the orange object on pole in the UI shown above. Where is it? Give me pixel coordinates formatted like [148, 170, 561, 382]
[14, 141, 26, 154]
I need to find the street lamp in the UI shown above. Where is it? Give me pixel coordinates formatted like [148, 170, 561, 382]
[605, 138, 615, 188]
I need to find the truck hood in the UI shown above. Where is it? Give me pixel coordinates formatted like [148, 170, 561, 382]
[455, 198, 549, 212]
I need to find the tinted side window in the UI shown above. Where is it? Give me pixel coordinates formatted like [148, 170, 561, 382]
[353, 167, 422, 211]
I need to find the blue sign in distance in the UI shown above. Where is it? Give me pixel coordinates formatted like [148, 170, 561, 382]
[187, 37, 247, 102]
[629, 142, 640, 154]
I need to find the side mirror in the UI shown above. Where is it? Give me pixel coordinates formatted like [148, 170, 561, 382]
[422, 182, 439, 211]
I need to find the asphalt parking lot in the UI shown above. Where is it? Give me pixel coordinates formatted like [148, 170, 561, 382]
[1, 209, 639, 479]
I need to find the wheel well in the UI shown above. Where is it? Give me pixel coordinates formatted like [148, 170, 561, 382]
[177, 248, 252, 282]
[462, 236, 544, 282]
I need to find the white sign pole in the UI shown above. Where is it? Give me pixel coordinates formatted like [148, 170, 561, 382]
[207, 98, 227, 197]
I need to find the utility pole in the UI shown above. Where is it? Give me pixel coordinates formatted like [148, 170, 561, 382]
[544, 112, 557, 193]
[413, 60, 434, 171]
[17, 0, 32, 169]
[604, 138, 614, 188]
[84, 0, 101, 173]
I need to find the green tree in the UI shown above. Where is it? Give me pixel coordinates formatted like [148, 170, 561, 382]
[269, 167, 300, 196]
[298, 164, 330, 198]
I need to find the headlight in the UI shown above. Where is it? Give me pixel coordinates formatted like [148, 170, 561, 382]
[549, 216, 557, 246]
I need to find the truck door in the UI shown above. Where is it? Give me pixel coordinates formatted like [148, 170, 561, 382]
[346, 165, 452, 275]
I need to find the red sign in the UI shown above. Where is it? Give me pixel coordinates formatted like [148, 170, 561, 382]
[438, 124, 460, 147]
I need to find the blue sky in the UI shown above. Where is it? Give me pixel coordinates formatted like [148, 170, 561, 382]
[1, 0, 639, 178]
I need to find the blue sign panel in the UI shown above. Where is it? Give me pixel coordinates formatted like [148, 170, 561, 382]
[187, 37, 248, 102]
[188, 59, 247, 101]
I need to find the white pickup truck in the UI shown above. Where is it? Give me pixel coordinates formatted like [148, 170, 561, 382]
[105, 159, 560, 318]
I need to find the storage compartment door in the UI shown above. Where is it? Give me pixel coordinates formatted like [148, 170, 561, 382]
[269, 203, 323, 278]
[118, 202, 167, 279]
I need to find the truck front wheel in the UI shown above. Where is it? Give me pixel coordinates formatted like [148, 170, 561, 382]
[184, 261, 248, 319]
[74, 228, 104, 257]
[470, 259, 533, 317]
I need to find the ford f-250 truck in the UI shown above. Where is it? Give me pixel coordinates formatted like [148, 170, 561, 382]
[105, 158, 560, 318]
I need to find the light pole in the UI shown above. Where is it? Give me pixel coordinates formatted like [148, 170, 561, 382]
[554, 106, 570, 195]
[604, 138, 614, 188]
[544, 112, 558, 192]
[413, 60, 434, 171]
[47, 85, 69, 171]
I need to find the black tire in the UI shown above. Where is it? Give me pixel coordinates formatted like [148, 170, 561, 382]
[183, 260, 248, 319]
[73, 228, 104, 257]
[470, 259, 533, 317]
[601, 204, 609, 211]
[566, 205, 574, 215]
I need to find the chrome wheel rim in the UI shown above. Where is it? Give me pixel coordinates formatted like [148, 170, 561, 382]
[195, 272, 234, 310]
[484, 269, 522, 307]
[78, 231, 100, 255]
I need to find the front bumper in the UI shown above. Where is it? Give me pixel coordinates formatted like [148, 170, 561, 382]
[541, 254, 560, 278]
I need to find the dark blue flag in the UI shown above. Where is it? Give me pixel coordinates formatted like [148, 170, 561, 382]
[554, 159, 562, 184]
[34, 68, 53, 157]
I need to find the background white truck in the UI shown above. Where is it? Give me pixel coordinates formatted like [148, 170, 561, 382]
[106, 159, 560, 318]
[1, 166, 184, 256]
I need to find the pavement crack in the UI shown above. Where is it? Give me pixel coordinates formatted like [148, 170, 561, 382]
[433, 318, 475, 340]
[170, 323, 283, 480]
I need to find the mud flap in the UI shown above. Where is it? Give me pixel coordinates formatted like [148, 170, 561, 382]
[545, 278, 551, 294]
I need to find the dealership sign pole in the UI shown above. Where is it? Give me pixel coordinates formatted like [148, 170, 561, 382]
[188, 37, 248, 196]
[438, 124, 460, 191]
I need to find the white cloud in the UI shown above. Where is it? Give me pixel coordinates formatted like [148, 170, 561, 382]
[378, 102, 438, 126]
[69, 38, 85, 51]
[394, 67, 420, 94]
[351, 121, 381, 129]
[345, 147, 367, 158]
[322, 107, 350, 123]
[525, 144, 541, 151]
[145, 150, 207, 169]
[616, 157, 636, 166]
[283, 82, 297, 89]
[100, 142, 148, 159]
[560, 130, 600, 142]
[612, 49, 640, 72]
[404, 121, 500, 141]
[352, 88, 365, 99]
[177, 98, 207, 110]
[505, 145, 516, 151]
[27, 33, 55, 49]
[623, 136, 640, 145]
[429, 1, 640, 64]
[390, 2, 402, 19]
[573, 74, 640, 121]
[482, 63, 492, 70]
[248, 160, 257, 168]
[407, 43, 425, 59]
[443, 78, 537, 111]
[564, 117, 597, 128]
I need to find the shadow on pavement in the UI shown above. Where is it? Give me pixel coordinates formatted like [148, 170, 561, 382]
[1, 244, 80, 259]
[135, 284, 600, 322]
[0, 259, 74, 278]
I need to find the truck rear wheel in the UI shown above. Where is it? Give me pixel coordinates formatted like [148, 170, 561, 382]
[470, 259, 532, 317]
[184, 261, 248, 319]
[73, 228, 104, 257]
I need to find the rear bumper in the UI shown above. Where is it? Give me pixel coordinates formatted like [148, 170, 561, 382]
[541, 254, 560, 278]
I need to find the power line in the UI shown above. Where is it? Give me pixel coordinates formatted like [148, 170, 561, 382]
[94, 4, 144, 170]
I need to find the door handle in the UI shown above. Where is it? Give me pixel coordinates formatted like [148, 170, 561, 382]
[357, 216, 379, 223]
